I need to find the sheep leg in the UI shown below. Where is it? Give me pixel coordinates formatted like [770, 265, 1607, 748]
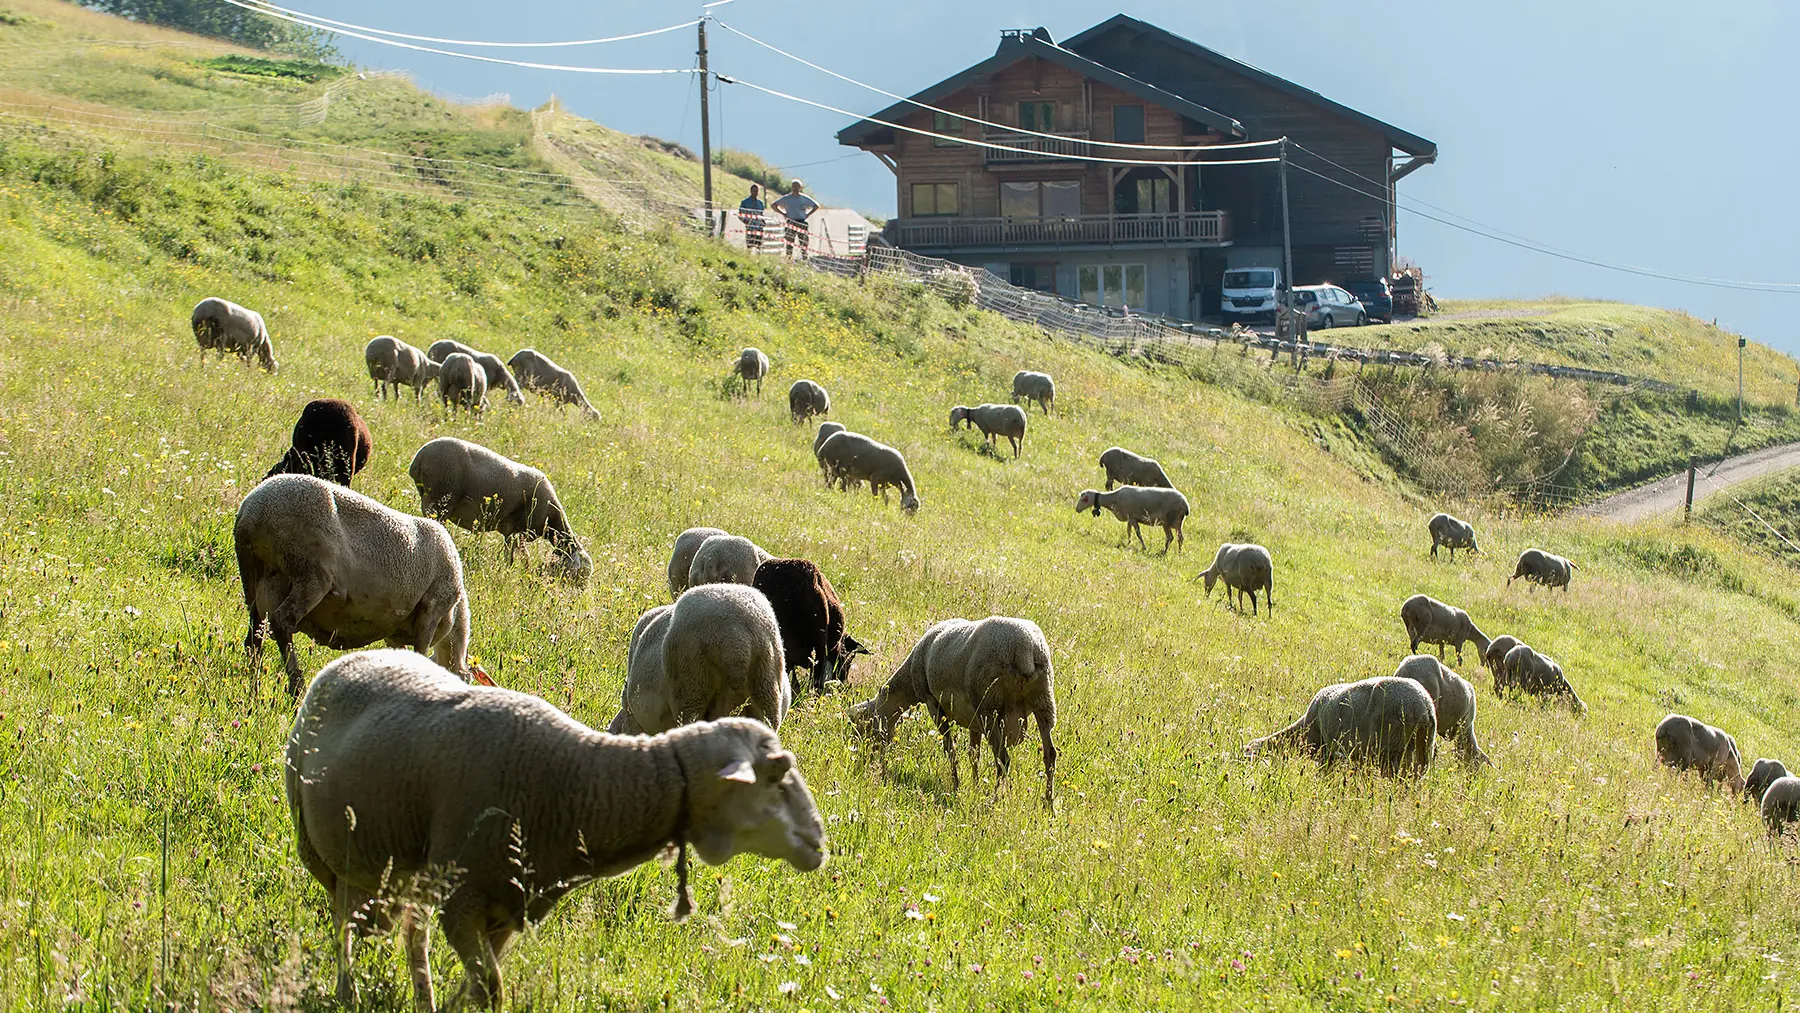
[402, 904, 435, 1013]
[270, 570, 331, 695]
[1035, 708, 1057, 809]
[330, 882, 379, 1007]
[1130, 521, 1146, 551]
[1249, 589, 1259, 616]
[985, 723, 1012, 797]
[440, 892, 504, 1012]
[927, 704, 959, 793]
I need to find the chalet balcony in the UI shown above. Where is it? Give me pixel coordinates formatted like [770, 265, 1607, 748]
[886, 210, 1232, 251]
[981, 129, 1091, 164]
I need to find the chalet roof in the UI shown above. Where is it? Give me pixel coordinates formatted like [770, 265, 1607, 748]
[1064, 14, 1437, 158]
[835, 27, 1246, 149]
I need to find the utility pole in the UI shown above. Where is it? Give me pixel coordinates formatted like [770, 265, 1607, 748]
[1278, 137, 1294, 338]
[698, 19, 715, 235]
[1738, 335, 1746, 426]
[1684, 459, 1697, 524]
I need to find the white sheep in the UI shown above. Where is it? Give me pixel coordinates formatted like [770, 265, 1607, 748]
[1197, 542, 1273, 613]
[736, 347, 771, 396]
[507, 347, 599, 419]
[789, 379, 830, 424]
[949, 403, 1027, 458]
[1074, 486, 1189, 553]
[1498, 643, 1587, 714]
[407, 437, 592, 582]
[1427, 512, 1479, 559]
[1011, 370, 1055, 414]
[1760, 776, 1800, 837]
[668, 527, 729, 598]
[191, 296, 277, 372]
[1399, 593, 1491, 664]
[1480, 634, 1522, 693]
[233, 474, 479, 695]
[1654, 713, 1744, 792]
[1098, 446, 1172, 490]
[1246, 676, 1437, 775]
[437, 352, 489, 414]
[813, 422, 847, 485]
[609, 583, 789, 734]
[818, 431, 920, 513]
[427, 339, 526, 405]
[1392, 654, 1492, 766]
[1746, 758, 1790, 803]
[287, 649, 825, 1010]
[364, 335, 439, 400]
[688, 533, 771, 588]
[849, 616, 1058, 807]
[1509, 548, 1577, 592]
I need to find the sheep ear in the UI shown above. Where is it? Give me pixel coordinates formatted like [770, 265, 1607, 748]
[755, 751, 796, 781]
[843, 634, 871, 656]
[718, 758, 757, 784]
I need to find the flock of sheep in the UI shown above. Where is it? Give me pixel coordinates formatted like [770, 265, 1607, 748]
[192, 295, 1789, 1009]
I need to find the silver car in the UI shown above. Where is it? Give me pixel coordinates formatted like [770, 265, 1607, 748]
[1289, 284, 1367, 329]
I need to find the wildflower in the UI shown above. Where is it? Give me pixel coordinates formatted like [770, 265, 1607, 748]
[1335, 949, 1353, 960]
[777, 981, 798, 995]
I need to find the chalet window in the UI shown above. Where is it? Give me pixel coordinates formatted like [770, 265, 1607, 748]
[1079, 263, 1147, 309]
[1000, 180, 1081, 219]
[1112, 104, 1145, 144]
[932, 110, 964, 147]
[1135, 178, 1173, 214]
[1009, 264, 1055, 292]
[1018, 101, 1056, 133]
[909, 182, 959, 217]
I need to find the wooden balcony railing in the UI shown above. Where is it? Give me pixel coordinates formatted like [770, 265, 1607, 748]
[981, 129, 1091, 163]
[886, 211, 1232, 249]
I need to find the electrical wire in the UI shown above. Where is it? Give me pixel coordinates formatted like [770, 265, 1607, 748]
[234, 0, 699, 48]
[713, 20, 1280, 154]
[1700, 472, 1800, 556]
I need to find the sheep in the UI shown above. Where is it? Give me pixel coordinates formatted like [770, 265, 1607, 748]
[1427, 512, 1479, 560]
[736, 347, 770, 396]
[263, 398, 372, 488]
[1098, 446, 1172, 490]
[427, 339, 526, 405]
[1760, 776, 1800, 837]
[609, 583, 789, 734]
[668, 527, 729, 598]
[849, 616, 1057, 807]
[788, 379, 829, 424]
[1245, 676, 1437, 775]
[1498, 643, 1587, 714]
[437, 352, 489, 414]
[1746, 758, 1791, 803]
[287, 649, 825, 1010]
[1196, 542, 1273, 614]
[1011, 370, 1055, 414]
[1480, 634, 1522, 693]
[1399, 594, 1491, 664]
[408, 437, 592, 582]
[191, 296, 278, 373]
[818, 431, 920, 513]
[1392, 654, 1492, 766]
[688, 534, 772, 588]
[1074, 486, 1188, 553]
[949, 403, 1027, 458]
[507, 347, 599, 419]
[233, 474, 481, 695]
[1654, 713, 1745, 792]
[752, 557, 870, 695]
[364, 335, 439, 401]
[1509, 548, 1577, 592]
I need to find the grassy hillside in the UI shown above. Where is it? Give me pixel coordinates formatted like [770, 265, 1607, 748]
[6, 123, 1800, 1013]
[1699, 470, 1800, 568]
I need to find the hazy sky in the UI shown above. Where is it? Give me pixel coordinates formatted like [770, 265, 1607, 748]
[313, 1, 1800, 354]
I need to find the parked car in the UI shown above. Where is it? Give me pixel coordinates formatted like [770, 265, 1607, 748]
[1289, 284, 1367, 329]
[1221, 266, 1284, 323]
[1343, 278, 1393, 323]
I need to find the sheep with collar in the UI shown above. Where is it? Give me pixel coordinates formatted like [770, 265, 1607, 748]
[408, 437, 592, 582]
[949, 403, 1027, 458]
[1074, 486, 1189, 553]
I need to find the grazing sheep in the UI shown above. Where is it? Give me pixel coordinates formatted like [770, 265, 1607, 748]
[818, 431, 920, 513]
[1746, 758, 1791, 803]
[610, 584, 789, 734]
[668, 527, 729, 598]
[288, 649, 825, 1010]
[1760, 776, 1800, 837]
[1654, 713, 1745, 792]
[1480, 634, 1522, 692]
[1245, 676, 1437, 775]
[788, 380, 830, 424]
[1392, 655, 1492, 766]
[752, 557, 870, 695]
[736, 347, 771, 396]
[191, 296, 278, 373]
[1074, 487, 1189, 553]
[234, 474, 479, 695]
[1509, 548, 1577, 592]
[849, 616, 1057, 807]
[364, 335, 441, 400]
[263, 398, 372, 488]
[408, 437, 592, 582]
[949, 403, 1028, 458]
[688, 534, 772, 588]
[1399, 594, 1491, 664]
[427, 339, 526, 405]
[1011, 370, 1055, 414]
[1098, 446, 1172, 490]
[437, 352, 489, 414]
[1427, 512, 1479, 560]
[812, 422, 847, 484]
[1498, 643, 1587, 714]
[1196, 542, 1273, 614]
[507, 348, 599, 419]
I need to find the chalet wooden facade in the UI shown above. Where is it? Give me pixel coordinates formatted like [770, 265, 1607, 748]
[837, 17, 1437, 321]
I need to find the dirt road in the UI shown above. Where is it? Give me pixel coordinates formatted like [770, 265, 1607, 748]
[1577, 441, 1800, 522]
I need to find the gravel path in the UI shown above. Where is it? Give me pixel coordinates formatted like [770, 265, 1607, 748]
[1577, 441, 1800, 522]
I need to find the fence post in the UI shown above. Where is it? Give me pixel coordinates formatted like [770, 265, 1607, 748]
[1684, 460, 1697, 523]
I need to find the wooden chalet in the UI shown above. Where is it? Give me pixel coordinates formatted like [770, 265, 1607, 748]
[837, 16, 1437, 321]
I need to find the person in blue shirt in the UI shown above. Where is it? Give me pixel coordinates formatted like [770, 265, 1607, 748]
[737, 184, 766, 249]
[770, 179, 820, 259]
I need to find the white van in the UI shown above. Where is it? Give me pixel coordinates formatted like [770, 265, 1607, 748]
[1221, 266, 1284, 323]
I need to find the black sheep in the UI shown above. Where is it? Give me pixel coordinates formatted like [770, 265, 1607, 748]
[263, 398, 373, 487]
[751, 557, 869, 694]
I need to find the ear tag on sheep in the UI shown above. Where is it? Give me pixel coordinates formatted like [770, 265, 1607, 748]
[719, 759, 757, 784]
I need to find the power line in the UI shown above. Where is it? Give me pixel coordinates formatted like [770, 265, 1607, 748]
[713, 20, 1280, 154]
[235, 0, 699, 48]
[1700, 472, 1800, 557]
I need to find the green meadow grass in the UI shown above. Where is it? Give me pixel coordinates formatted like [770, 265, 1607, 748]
[3, 131, 1800, 1012]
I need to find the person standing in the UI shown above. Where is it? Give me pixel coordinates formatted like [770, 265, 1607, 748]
[771, 178, 820, 259]
[737, 184, 766, 250]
